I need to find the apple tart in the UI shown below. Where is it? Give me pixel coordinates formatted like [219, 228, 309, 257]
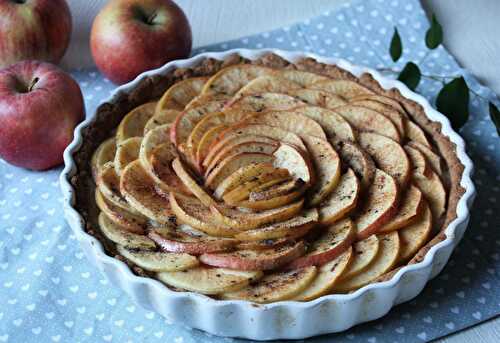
[75, 53, 465, 304]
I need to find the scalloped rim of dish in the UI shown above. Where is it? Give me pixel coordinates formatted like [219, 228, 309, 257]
[60, 48, 475, 312]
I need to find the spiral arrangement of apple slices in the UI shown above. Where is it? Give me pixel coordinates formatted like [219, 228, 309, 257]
[91, 63, 447, 303]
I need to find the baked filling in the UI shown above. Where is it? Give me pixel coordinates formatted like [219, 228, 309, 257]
[76, 54, 464, 303]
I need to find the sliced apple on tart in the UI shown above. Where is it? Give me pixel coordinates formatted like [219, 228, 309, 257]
[116, 101, 157, 143]
[95, 189, 146, 234]
[310, 79, 375, 99]
[114, 137, 142, 176]
[156, 76, 208, 112]
[157, 267, 263, 295]
[98, 212, 156, 250]
[116, 245, 199, 272]
[91, 137, 117, 179]
[335, 141, 375, 190]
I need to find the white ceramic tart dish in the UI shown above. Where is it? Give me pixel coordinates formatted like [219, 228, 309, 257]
[60, 49, 475, 340]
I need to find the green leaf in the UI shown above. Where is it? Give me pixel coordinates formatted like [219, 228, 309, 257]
[489, 102, 500, 136]
[390, 27, 402, 62]
[425, 14, 443, 49]
[436, 77, 470, 131]
[397, 62, 421, 91]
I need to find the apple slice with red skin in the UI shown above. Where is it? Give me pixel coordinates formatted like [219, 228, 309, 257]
[148, 226, 238, 255]
[398, 201, 432, 262]
[287, 218, 355, 269]
[335, 141, 375, 190]
[379, 185, 424, 233]
[354, 169, 399, 240]
[249, 178, 305, 201]
[238, 179, 306, 211]
[199, 241, 306, 271]
[149, 143, 191, 196]
[237, 237, 293, 250]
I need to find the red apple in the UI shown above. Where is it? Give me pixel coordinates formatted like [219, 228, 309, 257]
[0, 0, 72, 67]
[0, 61, 84, 170]
[91, 0, 192, 85]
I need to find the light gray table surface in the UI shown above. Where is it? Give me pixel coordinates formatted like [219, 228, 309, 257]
[63, 1, 500, 342]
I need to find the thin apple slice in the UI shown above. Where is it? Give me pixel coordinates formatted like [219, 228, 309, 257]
[279, 69, 332, 86]
[195, 124, 229, 168]
[148, 227, 237, 255]
[351, 94, 406, 115]
[120, 160, 174, 223]
[406, 121, 431, 147]
[116, 245, 198, 272]
[333, 231, 400, 292]
[149, 143, 191, 196]
[185, 93, 231, 110]
[139, 124, 171, 171]
[204, 124, 306, 168]
[233, 75, 301, 98]
[157, 267, 263, 295]
[98, 212, 155, 250]
[407, 141, 443, 177]
[222, 167, 291, 204]
[398, 201, 432, 261]
[354, 169, 399, 240]
[311, 79, 375, 99]
[114, 137, 141, 176]
[205, 137, 278, 174]
[96, 162, 139, 214]
[335, 141, 376, 190]
[143, 109, 180, 134]
[237, 238, 292, 250]
[169, 193, 239, 237]
[91, 137, 116, 180]
[289, 88, 347, 109]
[205, 152, 274, 190]
[379, 185, 424, 233]
[221, 266, 317, 303]
[292, 247, 353, 301]
[116, 102, 156, 143]
[200, 241, 306, 271]
[210, 200, 304, 230]
[285, 106, 356, 141]
[215, 163, 287, 199]
[358, 132, 411, 187]
[273, 143, 315, 186]
[413, 169, 446, 227]
[202, 64, 273, 97]
[246, 111, 327, 139]
[341, 235, 380, 280]
[156, 77, 208, 112]
[235, 208, 318, 241]
[172, 157, 215, 207]
[319, 169, 360, 225]
[187, 109, 249, 163]
[334, 105, 401, 142]
[288, 218, 355, 269]
[351, 99, 406, 136]
[205, 142, 278, 176]
[95, 189, 146, 234]
[239, 179, 305, 210]
[226, 93, 305, 112]
[170, 100, 226, 149]
[404, 144, 433, 178]
[302, 135, 341, 205]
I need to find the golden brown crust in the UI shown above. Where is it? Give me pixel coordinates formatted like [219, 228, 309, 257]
[69, 52, 465, 289]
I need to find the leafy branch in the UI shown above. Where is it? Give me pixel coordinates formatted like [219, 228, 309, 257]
[379, 14, 500, 135]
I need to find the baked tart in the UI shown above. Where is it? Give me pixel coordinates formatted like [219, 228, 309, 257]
[69, 52, 467, 304]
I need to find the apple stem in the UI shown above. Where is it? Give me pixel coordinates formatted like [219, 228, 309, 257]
[29, 77, 39, 92]
[147, 13, 157, 25]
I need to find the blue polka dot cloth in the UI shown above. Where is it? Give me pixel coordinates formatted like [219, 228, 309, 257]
[1, 0, 499, 342]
